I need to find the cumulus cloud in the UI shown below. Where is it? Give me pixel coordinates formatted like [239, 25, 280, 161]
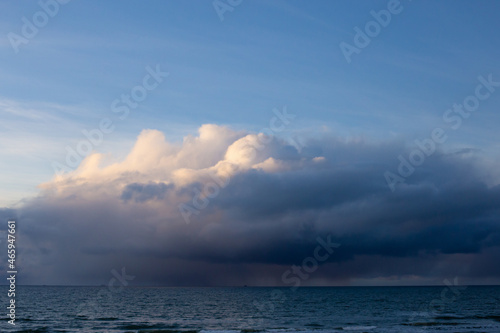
[1, 124, 499, 286]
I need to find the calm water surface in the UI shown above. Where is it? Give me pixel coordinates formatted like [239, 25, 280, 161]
[0, 286, 499, 332]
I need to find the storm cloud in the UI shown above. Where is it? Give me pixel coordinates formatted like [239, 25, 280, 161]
[1, 124, 499, 286]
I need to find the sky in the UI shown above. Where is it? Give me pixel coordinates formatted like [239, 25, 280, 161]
[0, 0, 499, 286]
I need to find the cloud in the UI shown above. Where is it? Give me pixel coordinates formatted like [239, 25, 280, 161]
[121, 182, 173, 203]
[1, 124, 500, 286]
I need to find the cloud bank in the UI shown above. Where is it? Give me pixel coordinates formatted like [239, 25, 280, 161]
[1, 124, 500, 286]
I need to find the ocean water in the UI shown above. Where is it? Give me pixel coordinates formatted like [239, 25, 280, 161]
[0, 286, 499, 332]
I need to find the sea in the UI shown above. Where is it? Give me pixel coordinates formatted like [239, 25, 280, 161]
[0, 286, 499, 332]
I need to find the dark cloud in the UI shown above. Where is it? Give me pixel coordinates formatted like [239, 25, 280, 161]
[1, 128, 499, 286]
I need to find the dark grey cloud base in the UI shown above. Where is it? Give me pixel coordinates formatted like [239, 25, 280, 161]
[1, 134, 499, 286]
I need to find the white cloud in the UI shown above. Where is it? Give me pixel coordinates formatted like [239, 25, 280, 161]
[44, 125, 302, 192]
[2, 124, 499, 286]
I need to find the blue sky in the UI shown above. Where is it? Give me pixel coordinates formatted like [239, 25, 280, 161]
[1, 1, 500, 286]
[1, 0, 499, 205]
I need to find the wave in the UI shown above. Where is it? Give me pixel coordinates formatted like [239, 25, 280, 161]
[119, 323, 181, 330]
[403, 321, 461, 326]
[341, 327, 377, 331]
[13, 328, 50, 333]
[95, 316, 119, 321]
[434, 315, 465, 320]
[473, 314, 500, 322]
